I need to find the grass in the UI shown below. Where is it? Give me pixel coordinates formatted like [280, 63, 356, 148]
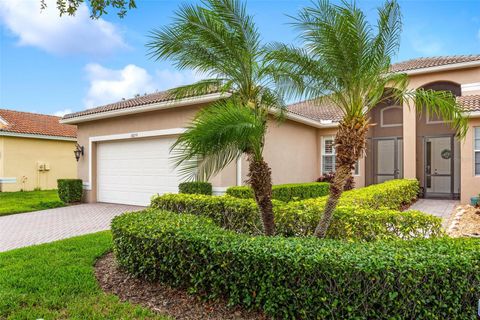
[0, 232, 169, 320]
[0, 190, 65, 217]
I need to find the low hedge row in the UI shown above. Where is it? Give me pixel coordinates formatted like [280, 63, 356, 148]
[226, 182, 330, 202]
[178, 182, 212, 195]
[151, 193, 263, 235]
[151, 179, 442, 240]
[112, 210, 480, 319]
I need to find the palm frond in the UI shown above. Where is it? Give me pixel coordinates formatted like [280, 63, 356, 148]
[166, 79, 231, 100]
[404, 89, 469, 138]
[170, 98, 266, 180]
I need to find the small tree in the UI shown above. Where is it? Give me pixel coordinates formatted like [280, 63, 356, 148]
[147, 0, 284, 235]
[268, 0, 468, 238]
[41, 0, 136, 18]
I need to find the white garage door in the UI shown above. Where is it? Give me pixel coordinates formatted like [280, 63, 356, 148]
[97, 137, 180, 206]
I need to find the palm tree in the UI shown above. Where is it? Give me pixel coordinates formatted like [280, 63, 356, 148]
[267, 0, 468, 238]
[147, 0, 283, 236]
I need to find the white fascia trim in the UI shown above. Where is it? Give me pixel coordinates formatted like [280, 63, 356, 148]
[84, 128, 186, 191]
[467, 111, 480, 118]
[0, 177, 17, 183]
[0, 131, 76, 141]
[283, 112, 339, 128]
[0, 116, 8, 126]
[401, 60, 480, 76]
[461, 82, 480, 92]
[60, 92, 230, 124]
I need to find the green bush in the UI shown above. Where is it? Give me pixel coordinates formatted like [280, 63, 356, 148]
[178, 181, 212, 195]
[57, 179, 83, 203]
[151, 193, 263, 234]
[226, 182, 330, 202]
[112, 210, 480, 319]
[151, 179, 441, 240]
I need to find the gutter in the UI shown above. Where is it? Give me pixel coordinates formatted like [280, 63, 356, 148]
[60, 92, 230, 125]
[467, 111, 480, 118]
[0, 131, 77, 141]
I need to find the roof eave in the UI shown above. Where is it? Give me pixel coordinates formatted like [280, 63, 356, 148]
[0, 131, 77, 141]
[467, 111, 480, 118]
[60, 92, 231, 124]
[279, 110, 339, 128]
[398, 60, 480, 76]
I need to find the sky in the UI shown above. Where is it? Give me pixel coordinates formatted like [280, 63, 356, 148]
[0, 0, 479, 117]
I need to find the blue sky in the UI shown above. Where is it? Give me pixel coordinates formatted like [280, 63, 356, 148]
[0, 0, 479, 116]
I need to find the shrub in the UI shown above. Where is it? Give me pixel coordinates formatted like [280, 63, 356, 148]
[112, 210, 480, 319]
[316, 172, 354, 190]
[151, 179, 441, 240]
[226, 182, 330, 202]
[57, 179, 83, 203]
[151, 193, 263, 234]
[178, 181, 212, 195]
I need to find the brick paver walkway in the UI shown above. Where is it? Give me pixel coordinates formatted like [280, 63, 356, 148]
[0, 203, 143, 252]
[409, 199, 459, 227]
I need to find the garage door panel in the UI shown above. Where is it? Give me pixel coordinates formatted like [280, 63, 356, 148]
[97, 137, 181, 205]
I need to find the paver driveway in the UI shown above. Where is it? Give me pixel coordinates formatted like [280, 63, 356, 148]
[0, 203, 143, 252]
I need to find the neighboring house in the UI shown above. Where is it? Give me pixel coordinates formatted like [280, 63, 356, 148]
[0, 109, 77, 192]
[61, 55, 480, 206]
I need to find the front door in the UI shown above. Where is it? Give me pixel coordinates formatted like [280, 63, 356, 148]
[424, 136, 453, 198]
[374, 137, 403, 183]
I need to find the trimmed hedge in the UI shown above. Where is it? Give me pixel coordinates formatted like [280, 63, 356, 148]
[226, 182, 330, 202]
[151, 193, 263, 235]
[178, 182, 212, 195]
[112, 210, 480, 319]
[151, 179, 442, 240]
[57, 179, 82, 203]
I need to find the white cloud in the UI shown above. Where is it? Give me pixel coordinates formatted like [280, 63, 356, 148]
[83, 64, 204, 108]
[53, 109, 73, 117]
[0, 0, 126, 55]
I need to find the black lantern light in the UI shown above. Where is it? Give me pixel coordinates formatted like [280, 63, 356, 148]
[74, 144, 84, 162]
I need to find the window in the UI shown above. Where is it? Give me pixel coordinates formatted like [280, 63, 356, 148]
[475, 127, 480, 176]
[322, 136, 359, 175]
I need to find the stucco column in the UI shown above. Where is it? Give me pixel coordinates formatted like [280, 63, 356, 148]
[402, 101, 417, 179]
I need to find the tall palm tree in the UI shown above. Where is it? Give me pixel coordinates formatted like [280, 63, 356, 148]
[267, 0, 468, 238]
[147, 0, 283, 235]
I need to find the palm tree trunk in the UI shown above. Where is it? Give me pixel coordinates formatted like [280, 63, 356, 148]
[314, 117, 369, 238]
[247, 155, 275, 236]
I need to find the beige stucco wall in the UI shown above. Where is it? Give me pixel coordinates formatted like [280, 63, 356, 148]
[76, 103, 238, 202]
[76, 105, 324, 203]
[0, 136, 77, 192]
[460, 117, 480, 203]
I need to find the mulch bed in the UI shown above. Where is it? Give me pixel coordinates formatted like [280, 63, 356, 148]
[95, 252, 268, 320]
[448, 205, 480, 238]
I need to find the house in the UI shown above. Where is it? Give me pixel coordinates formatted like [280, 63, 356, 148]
[61, 55, 480, 206]
[0, 109, 78, 192]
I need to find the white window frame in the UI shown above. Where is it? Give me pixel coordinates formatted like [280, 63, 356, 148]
[475, 127, 480, 176]
[321, 136, 359, 176]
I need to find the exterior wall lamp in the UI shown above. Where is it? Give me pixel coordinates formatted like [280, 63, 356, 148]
[74, 144, 84, 162]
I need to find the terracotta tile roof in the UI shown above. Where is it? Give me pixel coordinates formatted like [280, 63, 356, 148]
[287, 99, 343, 122]
[63, 89, 221, 120]
[0, 109, 77, 138]
[287, 95, 480, 122]
[390, 55, 480, 73]
[457, 95, 480, 113]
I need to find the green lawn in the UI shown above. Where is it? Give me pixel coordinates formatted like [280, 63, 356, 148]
[0, 232, 168, 320]
[0, 190, 65, 217]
